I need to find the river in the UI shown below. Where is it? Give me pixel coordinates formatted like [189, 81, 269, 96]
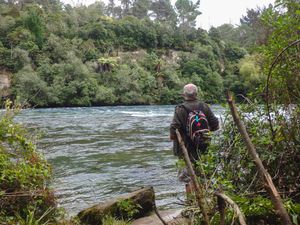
[15, 105, 224, 215]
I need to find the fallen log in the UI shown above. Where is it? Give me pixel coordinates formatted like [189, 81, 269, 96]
[78, 186, 155, 225]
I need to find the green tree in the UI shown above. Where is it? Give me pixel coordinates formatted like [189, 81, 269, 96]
[107, 0, 116, 17]
[12, 66, 49, 106]
[175, 0, 201, 29]
[131, 0, 150, 19]
[7, 27, 34, 47]
[150, 0, 177, 25]
[214, 23, 238, 44]
[224, 43, 247, 62]
[260, 0, 300, 104]
[121, 0, 132, 16]
[208, 27, 221, 43]
[48, 53, 98, 106]
[24, 7, 45, 48]
[0, 14, 16, 44]
[155, 23, 175, 48]
[237, 6, 273, 50]
[238, 54, 264, 92]
[93, 85, 117, 105]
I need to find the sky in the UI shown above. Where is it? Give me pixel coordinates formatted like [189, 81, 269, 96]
[62, 0, 275, 30]
[197, 0, 274, 30]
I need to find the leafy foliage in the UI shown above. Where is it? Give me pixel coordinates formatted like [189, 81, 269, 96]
[0, 101, 57, 224]
[0, 0, 261, 107]
[117, 199, 142, 219]
[187, 99, 300, 224]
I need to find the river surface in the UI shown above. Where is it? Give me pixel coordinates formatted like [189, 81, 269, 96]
[15, 105, 224, 215]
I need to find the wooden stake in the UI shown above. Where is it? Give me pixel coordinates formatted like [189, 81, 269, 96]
[217, 194, 225, 225]
[215, 192, 247, 225]
[175, 129, 210, 225]
[226, 92, 292, 225]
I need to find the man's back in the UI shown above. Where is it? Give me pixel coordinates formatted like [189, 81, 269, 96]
[170, 99, 219, 161]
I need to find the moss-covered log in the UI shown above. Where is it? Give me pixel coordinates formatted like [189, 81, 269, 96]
[77, 186, 155, 225]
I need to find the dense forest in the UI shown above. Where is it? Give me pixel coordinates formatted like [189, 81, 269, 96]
[0, 0, 267, 106]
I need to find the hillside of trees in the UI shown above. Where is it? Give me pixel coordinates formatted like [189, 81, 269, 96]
[0, 0, 268, 107]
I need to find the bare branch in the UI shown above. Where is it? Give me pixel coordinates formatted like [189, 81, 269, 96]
[226, 92, 292, 225]
[215, 192, 247, 225]
[175, 129, 211, 225]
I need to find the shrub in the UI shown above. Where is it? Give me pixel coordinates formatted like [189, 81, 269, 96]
[0, 100, 56, 224]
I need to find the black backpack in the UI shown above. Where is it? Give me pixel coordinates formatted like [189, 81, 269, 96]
[181, 104, 211, 146]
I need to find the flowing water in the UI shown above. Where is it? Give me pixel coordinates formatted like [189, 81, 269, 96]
[16, 105, 224, 215]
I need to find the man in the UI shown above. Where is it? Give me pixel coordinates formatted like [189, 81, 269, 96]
[170, 83, 219, 187]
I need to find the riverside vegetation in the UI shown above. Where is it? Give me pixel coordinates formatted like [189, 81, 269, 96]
[0, 101, 57, 224]
[0, 0, 300, 224]
[182, 0, 300, 224]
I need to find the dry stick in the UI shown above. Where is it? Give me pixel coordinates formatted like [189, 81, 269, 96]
[226, 93, 292, 225]
[215, 192, 247, 225]
[217, 194, 225, 225]
[175, 129, 210, 225]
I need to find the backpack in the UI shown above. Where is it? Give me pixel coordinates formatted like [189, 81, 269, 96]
[181, 104, 211, 146]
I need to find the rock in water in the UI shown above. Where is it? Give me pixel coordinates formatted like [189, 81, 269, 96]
[78, 186, 155, 225]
